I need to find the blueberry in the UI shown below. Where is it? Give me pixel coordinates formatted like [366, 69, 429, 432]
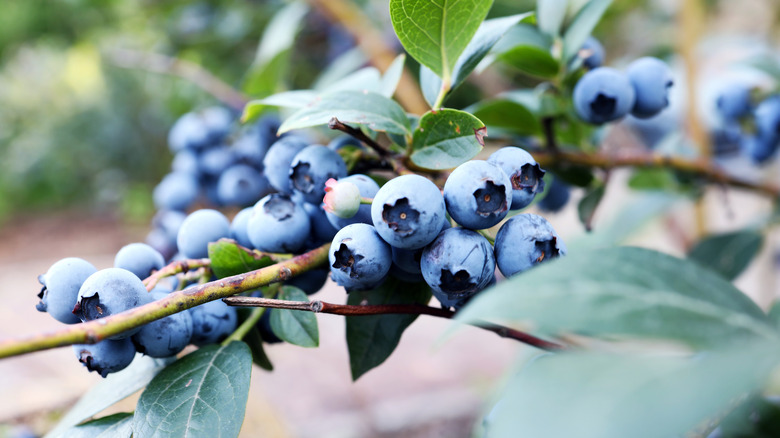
[326, 174, 380, 230]
[74, 268, 154, 338]
[303, 202, 339, 243]
[176, 209, 231, 259]
[217, 164, 270, 207]
[152, 210, 187, 242]
[573, 67, 635, 124]
[754, 96, 780, 147]
[328, 135, 364, 151]
[73, 338, 136, 377]
[420, 228, 495, 308]
[233, 116, 280, 169]
[710, 124, 743, 157]
[494, 213, 566, 278]
[741, 134, 777, 164]
[329, 223, 392, 291]
[371, 174, 446, 250]
[537, 178, 571, 212]
[289, 145, 348, 204]
[200, 106, 234, 143]
[579, 36, 604, 70]
[391, 246, 424, 282]
[230, 207, 255, 248]
[189, 299, 238, 346]
[171, 149, 201, 175]
[153, 172, 199, 211]
[263, 135, 310, 193]
[36, 258, 97, 324]
[443, 160, 513, 230]
[626, 57, 674, 119]
[132, 292, 193, 358]
[168, 112, 210, 153]
[247, 193, 311, 253]
[286, 268, 329, 295]
[146, 229, 178, 262]
[114, 243, 165, 280]
[487, 146, 546, 210]
[199, 145, 236, 177]
[716, 83, 753, 121]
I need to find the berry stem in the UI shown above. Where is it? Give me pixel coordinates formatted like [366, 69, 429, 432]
[328, 117, 391, 157]
[144, 258, 211, 291]
[223, 296, 565, 351]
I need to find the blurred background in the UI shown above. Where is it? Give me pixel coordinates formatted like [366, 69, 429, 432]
[1, 0, 780, 437]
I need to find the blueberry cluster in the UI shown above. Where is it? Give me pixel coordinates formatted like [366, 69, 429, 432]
[573, 49, 674, 125]
[711, 85, 780, 164]
[328, 146, 566, 309]
[36, 242, 236, 377]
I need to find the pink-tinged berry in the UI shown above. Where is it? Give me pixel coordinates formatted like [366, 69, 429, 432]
[323, 178, 361, 219]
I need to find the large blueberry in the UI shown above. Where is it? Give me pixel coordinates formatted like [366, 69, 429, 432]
[167, 112, 209, 153]
[716, 83, 753, 121]
[176, 209, 231, 259]
[247, 193, 311, 253]
[494, 213, 566, 278]
[73, 338, 136, 378]
[132, 290, 193, 358]
[626, 57, 674, 119]
[303, 202, 339, 243]
[153, 172, 199, 211]
[263, 135, 309, 193]
[329, 223, 392, 291]
[230, 207, 255, 248]
[444, 160, 512, 230]
[573, 67, 635, 124]
[487, 146, 546, 210]
[189, 299, 238, 346]
[326, 174, 380, 230]
[114, 243, 165, 280]
[199, 145, 236, 177]
[579, 36, 604, 70]
[420, 228, 495, 308]
[371, 174, 446, 250]
[74, 268, 154, 338]
[217, 164, 270, 207]
[289, 145, 348, 204]
[36, 257, 97, 324]
[537, 178, 571, 213]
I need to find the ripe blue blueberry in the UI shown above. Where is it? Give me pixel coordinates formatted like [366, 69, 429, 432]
[444, 160, 512, 230]
[74, 268, 154, 338]
[168, 112, 210, 153]
[73, 338, 136, 378]
[114, 243, 165, 280]
[230, 207, 255, 248]
[171, 149, 201, 176]
[153, 172, 199, 211]
[420, 228, 495, 308]
[537, 178, 571, 213]
[286, 268, 329, 295]
[326, 174, 380, 230]
[754, 95, 780, 151]
[200, 106, 234, 143]
[716, 83, 753, 121]
[494, 213, 566, 278]
[152, 209, 187, 242]
[303, 202, 339, 243]
[176, 209, 231, 259]
[189, 299, 238, 346]
[131, 291, 193, 358]
[217, 164, 270, 207]
[289, 145, 348, 204]
[626, 57, 674, 119]
[329, 223, 392, 291]
[247, 193, 311, 253]
[574, 67, 635, 124]
[371, 174, 446, 250]
[36, 258, 97, 324]
[199, 145, 236, 177]
[263, 135, 309, 193]
[579, 36, 604, 70]
[487, 146, 546, 210]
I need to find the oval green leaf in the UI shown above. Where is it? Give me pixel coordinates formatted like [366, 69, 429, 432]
[389, 0, 493, 82]
[562, 0, 613, 62]
[470, 99, 540, 135]
[269, 286, 319, 348]
[688, 230, 764, 281]
[498, 45, 560, 78]
[410, 109, 487, 170]
[63, 413, 133, 438]
[133, 342, 252, 438]
[208, 239, 278, 279]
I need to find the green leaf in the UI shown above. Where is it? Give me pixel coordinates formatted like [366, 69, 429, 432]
[561, 0, 612, 62]
[537, 0, 568, 37]
[269, 286, 319, 348]
[346, 278, 432, 380]
[628, 168, 677, 190]
[768, 301, 780, 331]
[577, 185, 604, 231]
[278, 90, 411, 136]
[549, 165, 594, 187]
[715, 396, 780, 437]
[46, 356, 171, 438]
[242, 2, 309, 95]
[456, 247, 775, 348]
[498, 45, 560, 78]
[133, 342, 252, 438]
[313, 47, 368, 90]
[238, 308, 273, 370]
[319, 67, 382, 94]
[484, 342, 780, 438]
[208, 239, 277, 279]
[381, 54, 406, 98]
[241, 91, 317, 124]
[688, 230, 764, 281]
[389, 0, 493, 82]
[410, 109, 486, 170]
[421, 14, 532, 106]
[62, 413, 133, 438]
[470, 99, 540, 135]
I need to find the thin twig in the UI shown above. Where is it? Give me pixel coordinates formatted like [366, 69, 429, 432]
[223, 296, 565, 351]
[144, 258, 211, 291]
[105, 48, 249, 111]
[329, 117, 390, 157]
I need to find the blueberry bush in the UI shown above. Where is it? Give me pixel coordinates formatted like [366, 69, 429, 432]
[4, 0, 780, 437]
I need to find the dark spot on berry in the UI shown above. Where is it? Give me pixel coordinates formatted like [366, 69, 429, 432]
[382, 198, 420, 234]
[291, 162, 314, 193]
[440, 269, 475, 295]
[591, 93, 616, 116]
[264, 195, 295, 221]
[511, 163, 545, 194]
[78, 293, 109, 320]
[533, 238, 562, 265]
[332, 244, 364, 278]
[474, 181, 507, 216]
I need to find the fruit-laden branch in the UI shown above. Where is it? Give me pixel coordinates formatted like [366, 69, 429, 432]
[532, 149, 780, 198]
[105, 49, 249, 111]
[0, 244, 330, 359]
[223, 296, 566, 351]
